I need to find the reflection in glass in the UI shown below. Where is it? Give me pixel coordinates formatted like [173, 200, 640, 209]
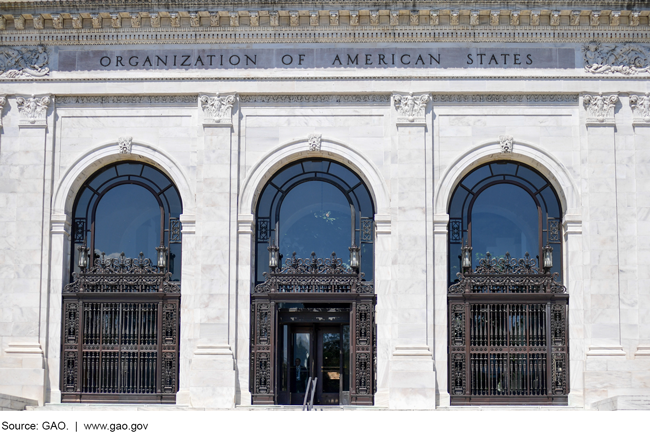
[291, 333, 310, 393]
[280, 181, 351, 263]
[471, 184, 538, 265]
[94, 184, 161, 262]
[343, 325, 350, 391]
[321, 332, 341, 393]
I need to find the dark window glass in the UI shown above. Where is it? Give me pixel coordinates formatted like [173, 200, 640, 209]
[116, 162, 144, 177]
[516, 166, 547, 191]
[279, 181, 352, 263]
[89, 167, 117, 190]
[461, 165, 491, 191]
[94, 184, 161, 262]
[471, 184, 539, 263]
[141, 166, 173, 192]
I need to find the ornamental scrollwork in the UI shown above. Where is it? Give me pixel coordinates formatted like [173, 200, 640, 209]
[448, 252, 566, 295]
[253, 252, 373, 295]
[63, 252, 180, 294]
[199, 93, 237, 125]
[0, 45, 50, 78]
[630, 93, 650, 122]
[393, 92, 431, 123]
[583, 93, 618, 123]
[584, 42, 650, 76]
[16, 94, 51, 125]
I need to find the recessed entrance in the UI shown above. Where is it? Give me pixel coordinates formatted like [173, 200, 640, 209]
[277, 307, 350, 405]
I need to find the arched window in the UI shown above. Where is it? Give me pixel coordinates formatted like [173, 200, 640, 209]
[71, 162, 183, 281]
[448, 161, 562, 284]
[62, 162, 182, 403]
[251, 159, 376, 406]
[447, 162, 568, 405]
[255, 159, 375, 283]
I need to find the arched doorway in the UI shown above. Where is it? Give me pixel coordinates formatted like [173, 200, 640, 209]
[251, 159, 376, 406]
[447, 161, 568, 405]
[61, 161, 182, 403]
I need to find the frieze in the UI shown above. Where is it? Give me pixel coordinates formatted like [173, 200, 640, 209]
[57, 95, 198, 105]
[240, 94, 391, 104]
[0, 45, 50, 78]
[430, 94, 579, 104]
[584, 42, 650, 75]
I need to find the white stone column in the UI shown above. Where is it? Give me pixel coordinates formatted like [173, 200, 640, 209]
[185, 94, 238, 408]
[236, 214, 254, 406]
[565, 215, 585, 407]
[374, 214, 391, 407]
[387, 93, 436, 409]
[582, 94, 625, 357]
[176, 214, 196, 405]
[0, 95, 52, 405]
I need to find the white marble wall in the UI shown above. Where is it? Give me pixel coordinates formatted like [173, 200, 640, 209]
[0, 83, 648, 409]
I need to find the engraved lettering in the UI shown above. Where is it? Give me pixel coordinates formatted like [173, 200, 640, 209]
[514, 54, 521, 65]
[116, 56, 124, 67]
[489, 54, 498, 65]
[229, 55, 240, 65]
[347, 54, 359, 65]
[379, 54, 387, 65]
[501, 54, 510, 64]
[401, 54, 410, 65]
[467, 54, 474, 65]
[246, 55, 258, 66]
[298, 54, 305, 66]
[415, 55, 425, 65]
[156, 56, 167, 66]
[526, 54, 533, 65]
[366, 54, 373, 65]
[478, 53, 486, 64]
[174, 55, 177, 66]
[195, 56, 204, 66]
[430, 54, 441, 65]
[100, 56, 111, 67]
[207, 55, 215, 66]
[143, 56, 152, 67]
[282, 55, 293, 65]
[332, 55, 342, 65]
[129, 56, 139, 67]
[181, 55, 191, 66]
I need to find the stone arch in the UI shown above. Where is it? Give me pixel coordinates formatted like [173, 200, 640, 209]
[52, 140, 195, 218]
[239, 137, 390, 217]
[434, 140, 580, 219]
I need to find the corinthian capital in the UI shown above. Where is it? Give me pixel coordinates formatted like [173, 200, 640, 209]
[583, 93, 618, 124]
[199, 93, 237, 126]
[16, 94, 52, 127]
[392, 92, 431, 124]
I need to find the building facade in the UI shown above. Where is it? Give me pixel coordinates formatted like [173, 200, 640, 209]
[0, 0, 649, 410]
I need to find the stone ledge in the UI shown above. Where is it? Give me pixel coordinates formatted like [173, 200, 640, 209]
[0, 394, 38, 411]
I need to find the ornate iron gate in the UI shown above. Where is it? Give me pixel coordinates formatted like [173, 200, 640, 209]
[448, 253, 568, 405]
[251, 252, 376, 405]
[61, 254, 180, 403]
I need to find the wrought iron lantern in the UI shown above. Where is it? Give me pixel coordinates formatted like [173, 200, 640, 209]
[461, 244, 472, 273]
[77, 246, 89, 270]
[543, 245, 553, 271]
[156, 246, 168, 270]
[349, 245, 360, 269]
[268, 243, 280, 270]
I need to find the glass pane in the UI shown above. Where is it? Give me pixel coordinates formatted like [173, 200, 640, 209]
[301, 160, 329, 174]
[94, 184, 161, 262]
[115, 163, 143, 177]
[361, 242, 373, 282]
[540, 186, 560, 218]
[292, 333, 310, 393]
[471, 183, 539, 264]
[74, 188, 94, 218]
[322, 332, 341, 393]
[329, 162, 360, 188]
[279, 181, 352, 263]
[449, 186, 469, 218]
[353, 185, 373, 217]
[141, 166, 172, 191]
[281, 326, 288, 392]
[516, 166, 547, 191]
[271, 163, 302, 189]
[490, 162, 517, 177]
[257, 186, 278, 217]
[88, 166, 118, 190]
[343, 325, 350, 391]
[460, 165, 491, 191]
[162, 186, 182, 216]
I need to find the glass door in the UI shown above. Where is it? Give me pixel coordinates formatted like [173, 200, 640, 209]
[317, 328, 342, 405]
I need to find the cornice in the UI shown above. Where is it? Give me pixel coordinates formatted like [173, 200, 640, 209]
[2, 26, 650, 46]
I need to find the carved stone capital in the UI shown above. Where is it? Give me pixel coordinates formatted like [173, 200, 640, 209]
[118, 136, 133, 154]
[499, 135, 514, 153]
[307, 133, 322, 151]
[16, 94, 52, 127]
[393, 92, 431, 125]
[584, 42, 650, 76]
[630, 93, 650, 125]
[199, 93, 237, 126]
[583, 93, 618, 124]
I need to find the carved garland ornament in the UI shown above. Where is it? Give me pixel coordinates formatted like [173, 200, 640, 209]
[584, 42, 650, 76]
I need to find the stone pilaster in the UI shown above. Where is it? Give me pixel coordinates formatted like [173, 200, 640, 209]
[387, 93, 436, 409]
